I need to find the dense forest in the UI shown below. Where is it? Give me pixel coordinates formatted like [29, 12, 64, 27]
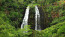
[0, 0, 65, 37]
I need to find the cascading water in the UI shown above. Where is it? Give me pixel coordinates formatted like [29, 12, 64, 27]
[35, 6, 41, 31]
[21, 6, 30, 29]
[21, 5, 41, 31]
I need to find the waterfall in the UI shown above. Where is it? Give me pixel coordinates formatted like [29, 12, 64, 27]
[21, 5, 41, 31]
[35, 6, 41, 31]
[21, 6, 30, 29]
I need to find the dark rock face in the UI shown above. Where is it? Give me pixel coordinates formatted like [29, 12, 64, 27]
[28, 7, 35, 30]
[38, 6, 50, 30]
[38, 6, 44, 30]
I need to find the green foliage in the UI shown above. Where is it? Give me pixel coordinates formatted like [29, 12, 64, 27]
[17, 25, 32, 37]
[51, 16, 65, 25]
[0, 24, 32, 37]
[0, 0, 28, 28]
[34, 21, 65, 37]
[18, 0, 24, 3]
[0, 11, 10, 25]
[0, 0, 65, 37]
[0, 24, 16, 37]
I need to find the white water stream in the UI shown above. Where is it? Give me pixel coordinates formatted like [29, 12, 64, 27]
[35, 6, 41, 31]
[21, 6, 30, 29]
